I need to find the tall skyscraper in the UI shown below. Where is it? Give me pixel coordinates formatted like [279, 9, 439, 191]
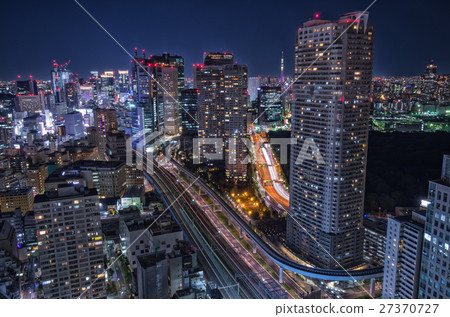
[65, 82, 79, 111]
[99, 71, 115, 99]
[50, 60, 72, 103]
[131, 52, 181, 136]
[159, 66, 180, 135]
[423, 60, 438, 101]
[287, 12, 374, 268]
[15, 79, 38, 96]
[194, 52, 248, 182]
[136, 252, 169, 299]
[419, 155, 450, 299]
[382, 211, 425, 299]
[150, 52, 185, 98]
[93, 107, 118, 133]
[257, 86, 283, 127]
[131, 102, 158, 151]
[117, 70, 131, 93]
[180, 89, 199, 152]
[248, 77, 261, 102]
[34, 185, 106, 298]
[131, 55, 161, 146]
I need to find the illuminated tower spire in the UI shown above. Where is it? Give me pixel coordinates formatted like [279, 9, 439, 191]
[280, 51, 284, 83]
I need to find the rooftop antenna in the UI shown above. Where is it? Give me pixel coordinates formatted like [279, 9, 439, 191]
[281, 51, 284, 84]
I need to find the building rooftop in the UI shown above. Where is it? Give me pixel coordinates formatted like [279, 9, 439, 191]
[71, 160, 125, 170]
[45, 172, 85, 184]
[302, 11, 370, 29]
[125, 212, 181, 236]
[33, 185, 98, 203]
[137, 251, 166, 269]
[0, 187, 32, 197]
[390, 215, 414, 224]
[122, 186, 144, 198]
[363, 217, 387, 234]
[118, 205, 141, 217]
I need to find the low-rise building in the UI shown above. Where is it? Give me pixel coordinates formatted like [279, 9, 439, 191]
[26, 164, 48, 195]
[0, 187, 33, 214]
[120, 186, 144, 210]
[363, 217, 387, 266]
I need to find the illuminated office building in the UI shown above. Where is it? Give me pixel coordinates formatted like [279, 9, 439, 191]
[65, 82, 79, 111]
[180, 88, 198, 151]
[93, 107, 118, 133]
[132, 52, 181, 136]
[194, 52, 248, 182]
[257, 86, 282, 126]
[50, 61, 71, 103]
[419, 155, 450, 299]
[34, 185, 106, 298]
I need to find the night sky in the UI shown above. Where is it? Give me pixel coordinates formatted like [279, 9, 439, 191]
[1, 0, 450, 80]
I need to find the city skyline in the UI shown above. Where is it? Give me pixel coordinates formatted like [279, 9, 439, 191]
[1, 0, 450, 80]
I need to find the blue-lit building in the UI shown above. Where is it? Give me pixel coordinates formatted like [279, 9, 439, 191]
[180, 89, 198, 151]
[131, 52, 182, 136]
[419, 155, 450, 299]
[257, 86, 282, 127]
[131, 102, 158, 151]
[50, 61, 71, 103]
[64, 111, 85, 139]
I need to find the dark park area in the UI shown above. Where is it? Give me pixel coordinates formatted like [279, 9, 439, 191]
[269, 130, 450, 214]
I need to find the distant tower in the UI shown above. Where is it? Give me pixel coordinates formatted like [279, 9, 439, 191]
[280, 51, 284, 83]
[423, 60, 438, 100]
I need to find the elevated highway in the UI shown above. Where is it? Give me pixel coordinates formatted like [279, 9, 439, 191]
[170, 159, 383, 281]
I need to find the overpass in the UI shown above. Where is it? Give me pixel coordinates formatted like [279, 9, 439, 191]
[170, 159, 383, 282]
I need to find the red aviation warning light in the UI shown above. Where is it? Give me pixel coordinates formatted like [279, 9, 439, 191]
[314, 13, 319, 19]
